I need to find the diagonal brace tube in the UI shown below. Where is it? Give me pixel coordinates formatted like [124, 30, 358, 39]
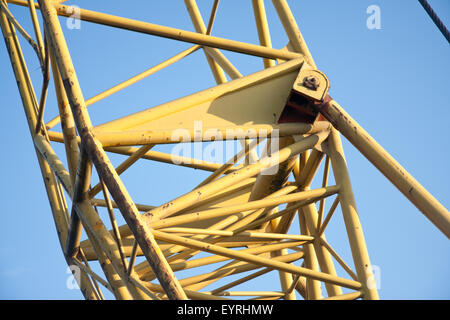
[37, 0, 187, 299]
[10, 0, 301, 61]
[318, 98, 450, 238]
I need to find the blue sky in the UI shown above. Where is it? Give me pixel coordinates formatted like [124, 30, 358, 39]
[0, 0, 449, 300]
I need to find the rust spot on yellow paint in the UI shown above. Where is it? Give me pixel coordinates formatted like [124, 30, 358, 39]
[93, 221, 103, 231]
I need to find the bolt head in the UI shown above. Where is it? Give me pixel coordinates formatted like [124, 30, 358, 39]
[303, 75, 320, 90]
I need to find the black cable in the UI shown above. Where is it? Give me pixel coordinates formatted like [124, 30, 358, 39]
[418, 0, 450, 44]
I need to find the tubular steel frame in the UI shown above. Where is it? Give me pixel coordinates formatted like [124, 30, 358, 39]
[1, 0, 449, 300]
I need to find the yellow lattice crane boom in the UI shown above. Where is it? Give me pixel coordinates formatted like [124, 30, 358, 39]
[1, 0, 448, 300]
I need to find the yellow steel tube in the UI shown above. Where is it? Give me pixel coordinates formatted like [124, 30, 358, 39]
[184, 0, 227, 84]
[182, 251, 304, 291]
[94, 57, 304, 131]
[160, 227, 314, 241]
[104, 146, 242, 173]
[144, 131, 329, 221]
[0, 10, 99, 299]
[327, 128, 379, 299]
[319, 238, 358, 281]
[294, 150, 343, 297]
[204, 48, 242, 79]
[248, 137, 296, 201]
[252, 0, 275, 68]
[320, 99, 450, 238]
[71, 258, 112, 293]
[318, 195, 340, 236]
[185, 0, 242, 82]
[205, 0, 219, 35]
[0, 0, 42, 66]
[213, 291, 285, 297]
[33, 32, 50, 135]
[302, 203, 343, 297]
[87, 181, 333, 270]
[274, 248, 296, 299]
[153, 230, 362, 290]
[232, 188, 339, 235]
[65, 149, 91, 258]
[46, 45, 201, 129]
[111, 178, 257, 243]
[149, 186, 339, 230]
[10, 0, 301, 60]
[91, 198, 155, 212]
[152, 184, 300, 266]
[48, 122, 330, 147]
[33, 134, 73, 195]
[49, 45, 79, 186]
[89, 144, 154, 198]
[26, 0, 44, 58]
[139, 241, 305, 281]
[38, 0, 187, 300]
[99, 178, 128, 271]
[298, 210, 322, 299]
[223, 184, 298, 233]
[143, 283, 230, 301]
[82, 224, 140, 299]
[271, 0, 316, 67]
[91, 123, 322, 147]
[194, 138, 261, 188]
[210, 268, 272, 295]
